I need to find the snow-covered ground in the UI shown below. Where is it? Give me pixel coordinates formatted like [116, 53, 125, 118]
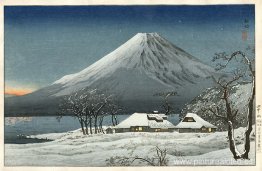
[5, 126, 255, 166]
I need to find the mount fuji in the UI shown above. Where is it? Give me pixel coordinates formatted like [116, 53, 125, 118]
[5, 33, 219, 116]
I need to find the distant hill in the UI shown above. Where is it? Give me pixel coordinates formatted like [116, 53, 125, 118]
[180, 83, 254, 131]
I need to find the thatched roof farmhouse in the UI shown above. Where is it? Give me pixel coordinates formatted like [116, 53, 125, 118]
[175, 113, 217, 133]
[114, 112, 175, 133]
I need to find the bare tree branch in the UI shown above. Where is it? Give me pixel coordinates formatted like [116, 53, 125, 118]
[210, 48, 255, 160]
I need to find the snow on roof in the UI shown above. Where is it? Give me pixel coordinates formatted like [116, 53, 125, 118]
[175, 113, 217, 129]
[115, 113, 175, 129]
[147, 114, 167, 118]
[149, 120, 175, 128]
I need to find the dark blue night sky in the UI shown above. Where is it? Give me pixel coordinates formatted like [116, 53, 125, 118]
[4, 5, 255, 95]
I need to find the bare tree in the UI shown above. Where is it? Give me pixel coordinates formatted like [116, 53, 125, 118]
[154, 91, 177, 115]
[106, 146, 169, 166]
[97, 98, 122, 133]
[107, 103, 122, 126]
[206, 72, 244, 159]
[98, 114, 106, 133]
[91, 92, 111, 134]
[207, 49, 255, 159]
[58, 92, 87, 135]
[58, 88, 114, 135]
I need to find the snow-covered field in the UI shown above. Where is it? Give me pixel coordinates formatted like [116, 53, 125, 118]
[5, 126, 255, 166]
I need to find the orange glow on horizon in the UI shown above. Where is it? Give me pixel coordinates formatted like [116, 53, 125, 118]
[5, 87, 34, 96]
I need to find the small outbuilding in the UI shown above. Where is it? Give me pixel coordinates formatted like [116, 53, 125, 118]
[105, 127, 114, 134]
[175, 113, 217, 133]
[114, 112, 175, 133]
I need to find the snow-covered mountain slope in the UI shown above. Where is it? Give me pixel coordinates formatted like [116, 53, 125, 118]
[5, 33, 220, 115]
[181, 83, 254, 131]
[53, 33, 216, 96]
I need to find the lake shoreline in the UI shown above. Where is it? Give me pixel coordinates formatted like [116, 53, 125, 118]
[4, 115, 155, 144]
[5, 137, 53, 144]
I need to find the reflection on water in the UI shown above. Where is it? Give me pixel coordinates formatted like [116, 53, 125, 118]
[5, 117, 33, 126]
[4, 116, 80, 144]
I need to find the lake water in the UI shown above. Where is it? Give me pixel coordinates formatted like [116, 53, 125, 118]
[5, 116, 76, 143]
[4, 114, 179, 144]
[4, 115, 131, 144]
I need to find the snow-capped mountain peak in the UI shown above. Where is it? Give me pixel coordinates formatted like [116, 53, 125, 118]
[5, 33, 219, 115]
[54, 33, 215, 92]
